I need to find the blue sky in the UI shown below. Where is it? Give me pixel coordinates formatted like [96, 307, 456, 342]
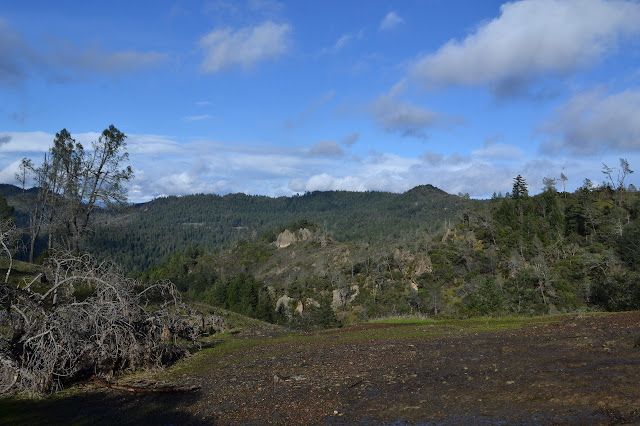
[1, 0, 639, 202]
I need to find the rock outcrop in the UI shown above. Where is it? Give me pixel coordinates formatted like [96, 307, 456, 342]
[275, 228, 312, 248]
[332, 285, 359, 309]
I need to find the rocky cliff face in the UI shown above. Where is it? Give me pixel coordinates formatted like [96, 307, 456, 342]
[275, 228, 312, 248]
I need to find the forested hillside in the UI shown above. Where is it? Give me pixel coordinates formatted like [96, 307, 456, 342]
[3, 170, 639, 329]
[77, 184, 468, 272]
[137, 176, 640, 328]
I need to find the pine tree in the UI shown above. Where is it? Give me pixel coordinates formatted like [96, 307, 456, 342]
[511, 175, 528, 199]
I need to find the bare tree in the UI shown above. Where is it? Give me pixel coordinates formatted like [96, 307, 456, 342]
[602, 158, 634, 207]
[1, 250, 208, 395]
[560, 167, 568, 197]
[0, 220, 18, 283]
[16, 158, 52, 262]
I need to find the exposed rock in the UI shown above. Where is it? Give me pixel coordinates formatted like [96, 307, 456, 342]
[275, 228, 313, 248]
[298, 228, 312, 241]
[332, 285, 360, 310]
[276, 295, 295, 313]
[275, 229, 296, 248]
[413, 253, 433, 275]
[305, 298, 320, 309]
[393, 249, 433, 277]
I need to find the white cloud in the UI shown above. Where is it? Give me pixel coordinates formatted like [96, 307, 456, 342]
[334, 34, 353, 50]
[308, 140, 345, 158]
[3, 130, 637, 203]
[0, 159, 23, 185]
[199, 21, 291, 72]
[0, 131, 53, 153]
[379, 11, 404, 31]
[368, 82, 463, 138]
[472, 141, 525, 160]
[412, 0, 640, 95]
[127, 134, 183, 156]
[321, 30, 364, 54]
[541, 88, 640, 155]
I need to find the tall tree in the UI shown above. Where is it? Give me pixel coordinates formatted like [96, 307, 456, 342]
[17, 157, 58, 262]
[63, 125, 133, 252]
[560, 167, 568, 198]
[542, 176, 557, 193]
[512, 175, 528, 199]
[19, 125, 133, 256]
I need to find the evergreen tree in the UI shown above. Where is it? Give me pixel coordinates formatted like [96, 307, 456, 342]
[511, 175, 529, 199]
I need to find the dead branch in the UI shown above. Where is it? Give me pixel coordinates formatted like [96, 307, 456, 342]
[1, 249, 220, 395]
[91, 375, 199, 393]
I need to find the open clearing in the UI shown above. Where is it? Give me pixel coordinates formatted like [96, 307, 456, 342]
[2, 312, 640, 424]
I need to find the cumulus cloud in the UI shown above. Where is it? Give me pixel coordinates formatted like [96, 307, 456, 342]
[412, 0, 640, 95]
[540, 88, 640, 155]
[370, 95, 439, 138]
[308, 140, 345, 158]
[286, 151, 519, 197]
[368, 82, 463, 139]
[0, 131, 53, 153]
[199, 21, 291, 72]
[0, 159, 25, 186]
[2, 130, 638, 202]
[289, 173, 369, 192]
[379, 11, 404, 31]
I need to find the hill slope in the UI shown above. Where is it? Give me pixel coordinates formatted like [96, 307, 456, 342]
[79, 184, 472, 272]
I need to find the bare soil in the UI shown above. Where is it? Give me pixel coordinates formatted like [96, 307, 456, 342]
[2, 312, 640, 425]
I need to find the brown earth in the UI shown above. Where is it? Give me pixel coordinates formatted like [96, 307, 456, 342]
[2, 312, 640, 425]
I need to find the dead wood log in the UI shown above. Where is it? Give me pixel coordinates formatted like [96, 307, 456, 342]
[91, 375, 199, 393]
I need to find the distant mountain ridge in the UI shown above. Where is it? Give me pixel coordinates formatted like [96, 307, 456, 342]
[0, 183, 475, 271]
[89, 184, 474, 271]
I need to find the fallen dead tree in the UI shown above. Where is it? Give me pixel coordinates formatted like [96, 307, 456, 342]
[91, 375, 199, 393]
[0, 250, 209, 395]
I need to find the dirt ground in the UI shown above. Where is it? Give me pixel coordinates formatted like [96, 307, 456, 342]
[3, 312, 640, 425]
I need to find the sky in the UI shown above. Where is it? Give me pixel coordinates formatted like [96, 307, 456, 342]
[1, 0, 640, 203]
